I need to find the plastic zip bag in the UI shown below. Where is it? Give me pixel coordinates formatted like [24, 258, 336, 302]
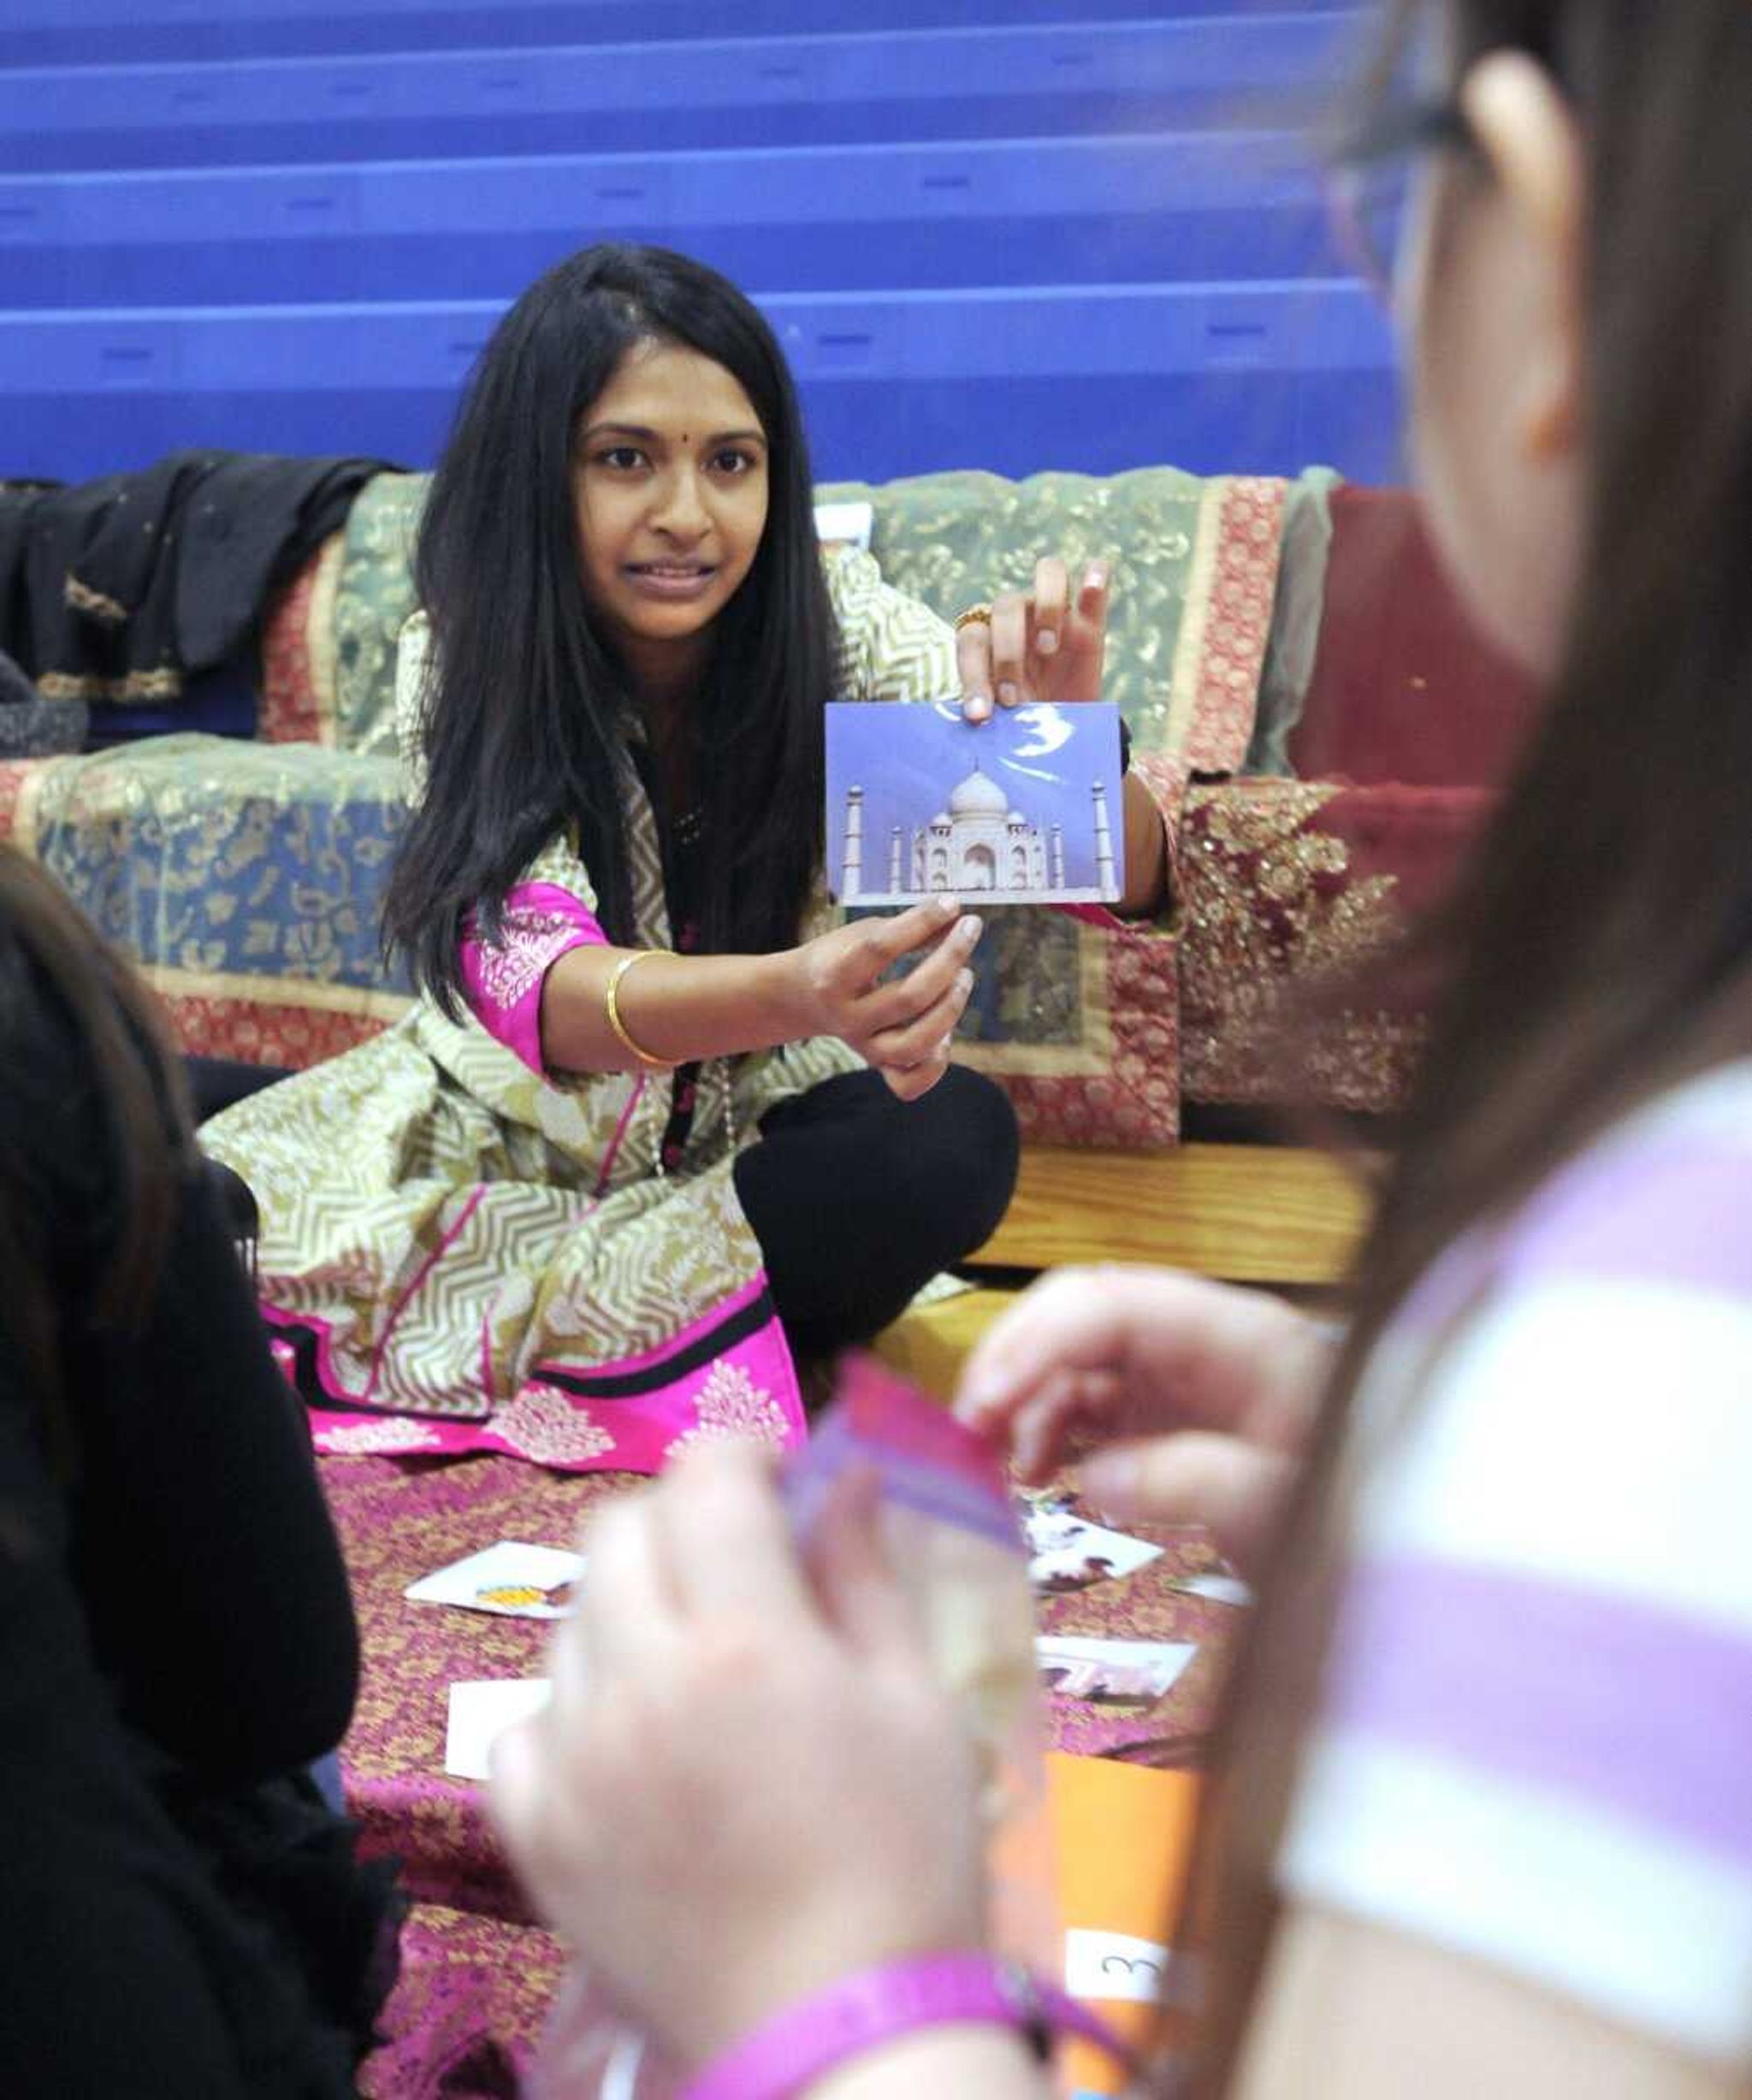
[526, 1352, 1056, 2100]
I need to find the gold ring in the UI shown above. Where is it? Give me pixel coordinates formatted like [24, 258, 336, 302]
[952, 603, 993, 633]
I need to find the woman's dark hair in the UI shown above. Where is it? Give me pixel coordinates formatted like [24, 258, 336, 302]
[0, 846, 192, 1450]
[1189, 3, 1752, 2088]
[382, 243, 837, 1012]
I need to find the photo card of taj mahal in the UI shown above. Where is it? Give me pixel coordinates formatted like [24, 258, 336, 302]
[824, 699, 1126, 908]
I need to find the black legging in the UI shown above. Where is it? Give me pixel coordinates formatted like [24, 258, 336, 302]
[186, 1055, 293, 1125]
[734, 1065, 1019, 1358]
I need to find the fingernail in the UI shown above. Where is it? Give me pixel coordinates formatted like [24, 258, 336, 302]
[1086, 564, 1110, 592]
[1036, 630, 1058, 657]
[997, 681, 1018, 708]
[965, 692, 991, 722]
[935, 894, 959, 918]
[956, 967, 974, 997]
[958, 913, 983, 945]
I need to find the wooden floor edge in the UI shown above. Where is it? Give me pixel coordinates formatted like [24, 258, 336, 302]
[970, 1140, 1371, 1286]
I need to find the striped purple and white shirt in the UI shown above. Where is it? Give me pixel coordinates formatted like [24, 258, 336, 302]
[1281, 1060, 1752, 2066]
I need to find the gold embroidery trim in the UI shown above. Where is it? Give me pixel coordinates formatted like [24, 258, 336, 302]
[63, 573, 128, 623]
[1161, 476, 1226, 760]
[38, 667, 184, 702]
[1178, 784, 1418, 1110]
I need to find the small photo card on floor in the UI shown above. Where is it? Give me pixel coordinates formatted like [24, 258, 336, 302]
[405, 1541, 584, 1620]
[444, 1679, 553, 1781]
[825, 699, 1126, 907]
[1036, 1635, 1198, 1705]
[1023, 1505, 1164, 1594]
[1165, 1570, 1252, 1608]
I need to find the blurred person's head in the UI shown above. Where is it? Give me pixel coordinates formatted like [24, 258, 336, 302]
[0, 847, 190, 1470]
[1201, 4, 1752, 2085]
[1341, 3, 1750, 684]
[1347, 0, 1752, 1340]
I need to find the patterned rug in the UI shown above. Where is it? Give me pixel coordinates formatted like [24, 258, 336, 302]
[327, 1450, 1241, 2097]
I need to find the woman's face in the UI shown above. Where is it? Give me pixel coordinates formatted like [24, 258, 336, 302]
[571, 338, 771, 680]
[1400, 53, 1588, 680]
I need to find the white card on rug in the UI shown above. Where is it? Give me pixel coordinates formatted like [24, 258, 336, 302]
[1167, 1571, 1252, 1608]
[405, 1541, 584, 1619]
[1022, 1505, 1163, 1593]
[1035, 1634, 1197, 1703]
[444, 1678, 553, 1781]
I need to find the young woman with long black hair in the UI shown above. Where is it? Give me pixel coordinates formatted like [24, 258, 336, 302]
[489, 9, 1752, 2096]
[203, 245, 1151, 1469]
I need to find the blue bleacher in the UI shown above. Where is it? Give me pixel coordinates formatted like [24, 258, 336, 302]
[0, 283, 1399, 487]
[0, 137, 1341, 305]
[0, 0, 1356, 69]
[0, 20, 1358, 170]
[0, 3, 1400, 488]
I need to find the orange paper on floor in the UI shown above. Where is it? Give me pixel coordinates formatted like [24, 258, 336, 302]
[1047, 1752, 1204, 2097]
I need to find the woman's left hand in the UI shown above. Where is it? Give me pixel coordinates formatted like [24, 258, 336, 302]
[488, 1442, 989, 2070]
[959, 557, 1110, 722]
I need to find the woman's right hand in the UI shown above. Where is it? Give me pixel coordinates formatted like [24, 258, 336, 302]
[954, 1266, 1335, 1571]
[786, 895, 984, 1101]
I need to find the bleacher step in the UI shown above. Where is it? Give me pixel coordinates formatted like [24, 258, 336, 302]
[0, 19, 1358, 172]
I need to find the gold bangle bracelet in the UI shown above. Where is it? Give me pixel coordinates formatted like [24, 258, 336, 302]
[604, 949, 681, 1070]
[952, 602, 994, 633]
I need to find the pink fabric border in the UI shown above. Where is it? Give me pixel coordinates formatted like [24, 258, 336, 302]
[280, 1272, 805, 1476]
